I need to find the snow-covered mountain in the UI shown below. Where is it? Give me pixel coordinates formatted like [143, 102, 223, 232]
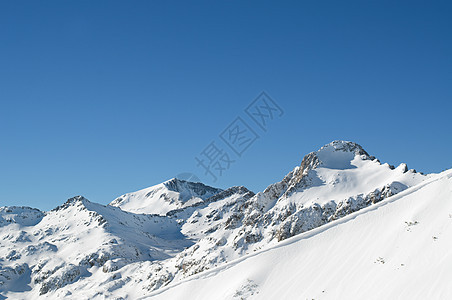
[109, 178, 223, 215]
[1, 140, 450, 299]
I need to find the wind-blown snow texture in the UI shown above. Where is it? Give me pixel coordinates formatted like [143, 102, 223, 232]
[1, 140, 449, 299]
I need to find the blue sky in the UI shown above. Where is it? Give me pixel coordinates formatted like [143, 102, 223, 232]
[1, 1, 451, 210]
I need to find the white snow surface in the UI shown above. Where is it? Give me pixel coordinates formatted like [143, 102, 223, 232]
[1, 140, 450, 299]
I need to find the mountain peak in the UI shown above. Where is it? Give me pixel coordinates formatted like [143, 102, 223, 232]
[162, 178, 222, 195]
[319, 140, 370, 156]
[297, 140, 372, 176]
[109, 179, 223, 215]
[66, 195, 89, 203]
[51, 195, 90, 212]
[278, 140, 377, 196]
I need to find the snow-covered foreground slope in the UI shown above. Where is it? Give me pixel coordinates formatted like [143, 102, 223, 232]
[1, 140, 449, 299]
[147, 170, 452, 300]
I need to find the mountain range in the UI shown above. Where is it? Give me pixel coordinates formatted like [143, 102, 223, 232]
[1, 140, 450, 299]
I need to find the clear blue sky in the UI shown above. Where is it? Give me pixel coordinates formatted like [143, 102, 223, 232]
[1, 1, 451, 210]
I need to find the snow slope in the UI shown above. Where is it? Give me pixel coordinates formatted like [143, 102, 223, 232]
[147, 169, 452, 300]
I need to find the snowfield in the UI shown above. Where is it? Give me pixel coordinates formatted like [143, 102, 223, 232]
[1, 141, 451, 299]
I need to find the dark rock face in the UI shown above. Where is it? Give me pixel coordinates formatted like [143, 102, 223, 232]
[162, 178, 223, 198]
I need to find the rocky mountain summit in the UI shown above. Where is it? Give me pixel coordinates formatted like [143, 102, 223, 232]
[0, 141, 432, 299]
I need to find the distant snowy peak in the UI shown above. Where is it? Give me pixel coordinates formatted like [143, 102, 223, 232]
[51, 195, 89, 212]
[320, 140, 370, 156]
[297, 140, 371, 175]
[262, 141, 372, 197]
[109, 178, 223, 215]
[290, 140, 384, 185]
[162, 178, 222, 197]
[0, 206, 44, 227]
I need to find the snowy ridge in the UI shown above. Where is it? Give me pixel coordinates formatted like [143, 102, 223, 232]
[1, 140, 447, 299]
